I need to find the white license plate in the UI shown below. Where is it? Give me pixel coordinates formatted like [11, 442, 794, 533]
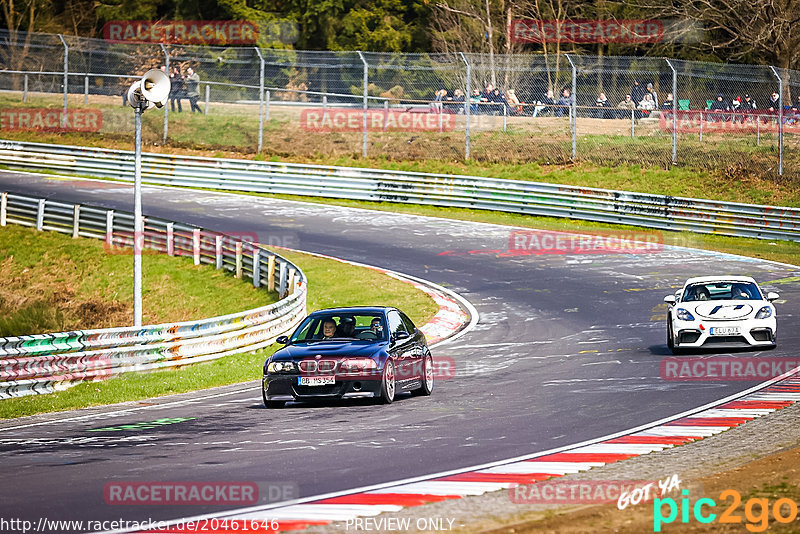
[298, 376, 336, 386]
[710, 326, 741, 336]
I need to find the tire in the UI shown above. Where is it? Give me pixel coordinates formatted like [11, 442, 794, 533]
[378, 360, 396, 404]
[262, 380, 284, 408]
[411, 354, 434, 397]
[667, 320, 681, 355]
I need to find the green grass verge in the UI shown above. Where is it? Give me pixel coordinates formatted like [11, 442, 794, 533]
[0, 248, 439, 420]
[0, 224, 273, 335]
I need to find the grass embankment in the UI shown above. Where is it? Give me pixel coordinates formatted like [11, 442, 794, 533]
[0, 229, 438, 420]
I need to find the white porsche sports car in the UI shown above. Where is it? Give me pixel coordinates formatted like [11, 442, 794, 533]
[664, 276, 779, 353]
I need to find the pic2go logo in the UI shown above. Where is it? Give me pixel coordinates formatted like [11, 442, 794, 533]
[653, 489, 800, 532]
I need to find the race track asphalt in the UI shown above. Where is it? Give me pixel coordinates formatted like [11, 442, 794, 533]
[0, 170, 797, 529]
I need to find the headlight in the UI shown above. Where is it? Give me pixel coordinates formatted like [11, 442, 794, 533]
[755, 306, 773, 319]
[338, 358, 377, 374]
[267, 361, 297, 373]
[676, 308, 695, 321]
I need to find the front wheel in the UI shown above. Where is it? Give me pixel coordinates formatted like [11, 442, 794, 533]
[262, 380, 284, 408]
[378, 360, 396, 404]
[411, 354, 434, 396]
[667, 320, 681, 355]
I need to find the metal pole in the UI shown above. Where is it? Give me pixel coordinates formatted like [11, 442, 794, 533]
[757, 116, 761, 146]
[323, 95, 328, 124]
[58, 34, 68, 127]
[631, 109, 635, 137]
[254, 47, 264, 153]
[503, 100, 507, 132]
[383, 100, 388, 132]
[358, 51, 368, 158]
[699, 110, 703, 142]
[160, 44, 169, 144]
[459, 52, 471, 160]
[770, 66, 784, 176]
[84, 75, 89, 106]
[23, 74, 28, 102]
[204, 84, 210, 116]
[565, 54, 577, 161]
[265, 90, 270, 121]
[665, 59, 677, 165]
[133, 105, 144, 327]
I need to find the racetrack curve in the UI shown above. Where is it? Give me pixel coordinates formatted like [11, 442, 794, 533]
[1, 170, 799, 529]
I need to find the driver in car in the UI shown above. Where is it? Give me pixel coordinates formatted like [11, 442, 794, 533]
[370, 318, 383, 335]
[321, 319, 337, 339]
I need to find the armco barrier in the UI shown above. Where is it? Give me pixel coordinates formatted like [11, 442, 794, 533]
[0, 139, 798, 241]
[0, 192, 307, 399]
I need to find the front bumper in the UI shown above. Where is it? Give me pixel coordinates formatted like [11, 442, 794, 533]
[672, 319, 776, 349]
[263, 372, 384, 401]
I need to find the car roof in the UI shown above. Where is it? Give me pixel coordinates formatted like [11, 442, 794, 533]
[684, 276, 757, 285]
[309, 306, 395, 315]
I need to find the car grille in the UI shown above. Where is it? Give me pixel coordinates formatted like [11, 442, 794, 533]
[298, 359, 338, 373]
[679, 331, 701, 344]
[750, 329, 773, 342]
[294, 384, 343, 396]
[704, 336, 748, 344]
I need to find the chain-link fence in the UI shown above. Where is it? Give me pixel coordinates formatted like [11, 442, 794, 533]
[0, 29, 796, 178]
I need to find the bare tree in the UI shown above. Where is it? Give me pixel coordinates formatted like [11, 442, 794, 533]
[0, 0, 49, 89]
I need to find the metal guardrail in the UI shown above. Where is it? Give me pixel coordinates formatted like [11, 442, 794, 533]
[0, 139, 798, 242]
[0, 191, 307, 399]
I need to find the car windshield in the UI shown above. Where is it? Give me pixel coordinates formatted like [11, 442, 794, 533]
[682, 281, 762, 302]
[289, 313, 388, 343]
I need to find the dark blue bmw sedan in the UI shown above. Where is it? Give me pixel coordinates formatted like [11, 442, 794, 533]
[262, 306, 433, 407]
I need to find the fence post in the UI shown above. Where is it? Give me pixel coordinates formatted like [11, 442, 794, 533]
[57, 34, 68, 127]
[503, 100, 507, 132]
[459, 52, 471, 160]
[192, 228, 201, 265]
[699, 110, 703, 142]
[268, 254, 276, 291]
[160, 44, 170, 144]
[72, 204, 80, 238]
[631, 109, 635, 137]
[757, 116, 761, 146]
[84, 75, 89, 106]
[358, 51, 368, 158]
[665, 59, 678, 165]
[23, 74, 28, 102]
[323, 95, 328, 124]
[254, 47, 265, 153]
[265, 90, 270, 121]
[382, 100, 388, 132]
[166, 222, 174, 256]
[235, 241, 243, 278]
[565, 54, 577, 161]
[215, 235, 223, 269]
[288, 268, 296, 295]
[279, 260, 288, 298]
[204, 85, 210, 116]
[252, 247, 261, 288]
[1, 192, 7, 226]
[36, 199, 45, 231]
[769, 66, 784, 176]
[105, 210, 113, 245]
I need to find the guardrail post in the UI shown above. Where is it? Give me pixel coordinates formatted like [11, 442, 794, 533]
[215, 235, 223, 269]
[665, 59, 678, 165]
[358, 51, 368, 158]
[459, 52, 471, 160]
[235, 241, 243, 278]
[769, 66, 784, 176]
[279, 260, 288, 298]
[105, 210, 113, 245]
[204, 85, 210, 116]
[288, 268, 296, 295]
[84, 75, 89, 106]
[0, 192, 7, 226]
[192, 228, 201, 265]
[72, 204, 80, 238]
[23, 74, 28, 102]
[268, 254, 275, 291]
[36, 198, 45, 231]
[254, 47, 265, 153]
[57, 34, 68, 127]
[166, 222, 174, 256]
[565, 54, 577, 161]
[265, 90, 270, 121]
[252, 247, 261, 288]
[160, 44, 170, 144]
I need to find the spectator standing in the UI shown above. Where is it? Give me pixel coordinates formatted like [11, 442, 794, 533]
[452, 89, 465, 114]
[469, 89, 481, 115]
[506, 89, 522, 115]
[631, 80, 646, 107]
[556, 88, 573, 118]
[595, 92, 610, 118]
[432, 88, 447, 113]
[185, 67, 202, 113]
[169, 67, 184, 113]
[490, 87, 505, 115]
[646, 83, 659, 108]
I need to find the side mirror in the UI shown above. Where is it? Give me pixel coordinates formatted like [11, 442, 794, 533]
[276, 335, 289, 344]
[392, 331, 410, 343]
[663, 295, 676, 304]
[766, 292, 780, 302]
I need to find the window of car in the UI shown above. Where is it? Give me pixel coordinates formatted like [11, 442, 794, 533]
[682, 282, 762, 302]
[399, 312, 417, 335]
[289, 313, 388, 343]
[387, 310, 405, 336]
